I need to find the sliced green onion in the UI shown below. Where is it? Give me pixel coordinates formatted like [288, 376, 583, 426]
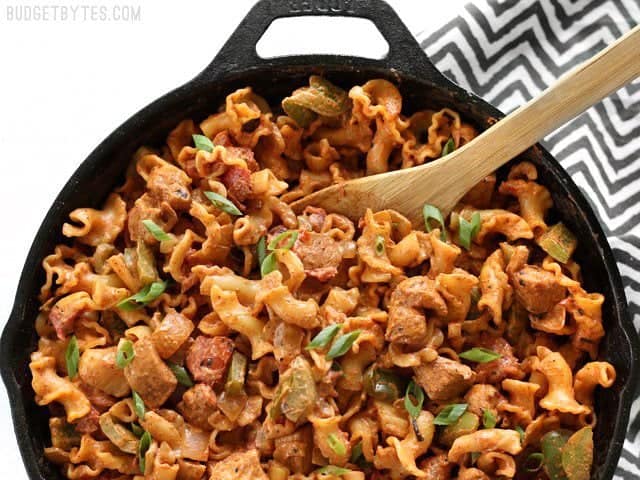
[458, 212, 481, 250]
[525, 452, 544, 472]
[327, 433, 346, 456]
[374, 234, 385, 255]
[306, 324, 342, 351]
[326, 330, 361, 360]
[131, 423, 144, 437]
[257, 236, 267, 266]
[116, 340, 135, 369]
[537, 222, 577, 264]
[117, 281, 167, 311]
[441, 137, 455, 157]
[168, 362, 193, 387]
[204, 191, 242, 216]
[516, 425, 525, 444]
[268, 230, 299, 251]
[260, 231, 301, 277]
[315, 466, 351, 476]
[225, 351, 247, 396]
[404, 380, 425, 419]
[434, 403, 468, 426]
[423, 204, 447, 241]
[260, 251, 278, 277]
[132, 391, 145, 420]
[350, 441, 363, 463]
[482, 409, 497, 429]
[192, 134, 214, 153]
[142, 219, 171, 242]
[65, 335, 79, 380]
[138, 430, 152, 474]
[459, 347, 501, 363]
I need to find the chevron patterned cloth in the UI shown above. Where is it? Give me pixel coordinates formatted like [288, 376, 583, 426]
[418, 0, 640, 477]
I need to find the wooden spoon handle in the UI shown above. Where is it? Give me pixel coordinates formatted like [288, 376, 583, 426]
[291, 25, 640, 224]
[441, 24, 640, 191]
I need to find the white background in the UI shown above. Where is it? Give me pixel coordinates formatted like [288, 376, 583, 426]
[0, 0, 467, 475]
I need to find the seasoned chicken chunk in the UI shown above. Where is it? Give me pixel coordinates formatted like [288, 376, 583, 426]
[473, 336, 525, 384]
[414, 356, 476, 401]
[177, 383, 217, 430]
[78, 347, 130, 398]
[146, 162, 192, 210]
[511, 265, 566, 314]
[386, 276, 448, 346]
[151, 309, 195, 359]
[208, 449, 268, 480]
[419, 454, 453, 480]
[464, 384, 506, 420]
[124, 338, 177, 408]
[273, 426, 313, 475]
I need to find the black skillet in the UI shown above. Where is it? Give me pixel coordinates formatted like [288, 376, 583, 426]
[1, 1, 638, 479]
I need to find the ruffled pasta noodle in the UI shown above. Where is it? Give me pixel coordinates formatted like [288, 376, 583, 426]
[29, 77, 614, 480]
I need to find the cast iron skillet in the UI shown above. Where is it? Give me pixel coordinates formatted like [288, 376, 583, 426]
[2, 1, 638, 479]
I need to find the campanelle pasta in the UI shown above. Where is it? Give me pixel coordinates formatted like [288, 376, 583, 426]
[31, 76, 614, 480]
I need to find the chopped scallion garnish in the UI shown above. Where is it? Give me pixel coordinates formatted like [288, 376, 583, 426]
[404, 380, 425, 419]
[204, 191, 242, 216]
[433, 403, 468, 426]
[142, 219, 171, 242]
[306, 324, 342, 351]
[423, 204, 447, 241]
[192, 134, 214, 152]
[65, 335, 79, 379]
[458, 212, 481, 250]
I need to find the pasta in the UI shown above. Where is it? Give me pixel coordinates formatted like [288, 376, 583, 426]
[30, 76, 614, 480]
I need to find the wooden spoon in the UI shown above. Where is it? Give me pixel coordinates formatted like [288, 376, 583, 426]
[291, 25, 640, 225]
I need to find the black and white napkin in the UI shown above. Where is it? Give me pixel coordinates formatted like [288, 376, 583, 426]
[418, 1, 640, 477]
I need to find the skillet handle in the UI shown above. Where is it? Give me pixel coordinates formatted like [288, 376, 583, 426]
[196, 0, 444, 82]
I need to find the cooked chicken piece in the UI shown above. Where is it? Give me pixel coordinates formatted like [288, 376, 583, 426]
[414, 356, 475, 401]
[208, 449, 268, 480]
[386, 276, 448, 346]
[511, 265, 566, 314]
[464, 384, 506, 420]
[273, 426, 314, 475]
[78, 346, 130, 397]
[127, 193, 177, 243]
[151, 309, 195, 359]
[473, 336, 525, 385]
[146, 162, 191, 210]
[419, 454, 453, 480]
[124, 338, 177, 408]
[177, 383, 217, 431]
